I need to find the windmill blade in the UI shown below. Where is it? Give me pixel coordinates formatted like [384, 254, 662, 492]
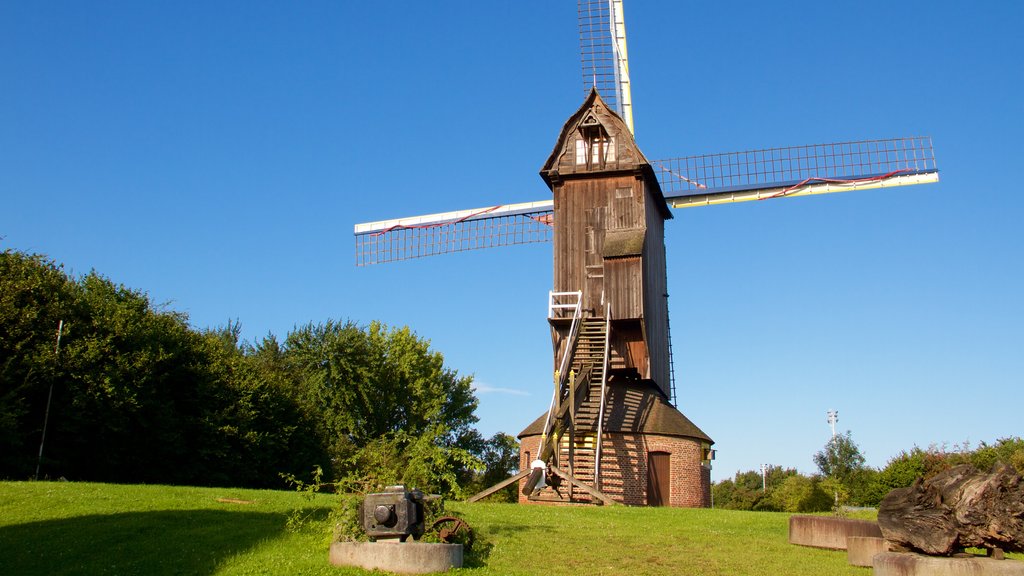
[656, 137, 939, 208]
[578, 0, 633, 133]
[354, 200, 553, 266]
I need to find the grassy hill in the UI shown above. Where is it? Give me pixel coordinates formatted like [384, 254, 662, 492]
[0, 481, 896, 575]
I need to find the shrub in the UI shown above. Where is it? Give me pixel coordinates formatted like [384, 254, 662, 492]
[768, 474, 832, 512]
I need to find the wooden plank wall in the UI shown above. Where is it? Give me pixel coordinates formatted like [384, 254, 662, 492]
[604, 257, 642, 320]
[553, 173, 663, 382]
[553, 174, 646, 315]
[641, 182, 671, 397]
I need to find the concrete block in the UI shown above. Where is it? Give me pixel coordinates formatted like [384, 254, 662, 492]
[329, 541, 463, 574]
[847, 536, 889, 567]
[874, 551, 1024, 575]
[788, 515, 882, 550]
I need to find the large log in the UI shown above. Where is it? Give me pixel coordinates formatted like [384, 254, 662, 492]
[878, 463, 1024, 556]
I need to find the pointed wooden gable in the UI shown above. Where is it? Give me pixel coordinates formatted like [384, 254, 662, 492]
[541, 89, 671, 219]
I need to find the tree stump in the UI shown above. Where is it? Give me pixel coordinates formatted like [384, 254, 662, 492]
[878, 463, 1024, 556]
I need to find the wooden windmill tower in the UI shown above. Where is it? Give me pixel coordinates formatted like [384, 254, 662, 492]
[354, 0, 938, 507]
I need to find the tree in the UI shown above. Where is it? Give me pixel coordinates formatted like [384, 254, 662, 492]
[465, 432, 521, 502]
[814, 430, 866, 507]
[193, 326, 329, 488]
[0, 250, 329, 486]
[712, 465, 800, 511]
[0, 250, 76, 477]
[478, 433, 520, 484]
[0, 249, 489, 493]
[284, 320, 482, 496]
[814, 431, 865, 483]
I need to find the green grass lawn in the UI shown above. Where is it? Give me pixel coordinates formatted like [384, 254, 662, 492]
[0, 481, 929, 575]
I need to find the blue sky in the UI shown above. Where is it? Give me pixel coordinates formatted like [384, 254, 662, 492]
[3, 1, 1022, 481]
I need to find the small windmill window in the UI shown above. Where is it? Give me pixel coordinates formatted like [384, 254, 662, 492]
[575, 114, 615, 169]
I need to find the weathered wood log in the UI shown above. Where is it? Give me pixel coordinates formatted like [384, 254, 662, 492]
[878, 463, 1024, 556]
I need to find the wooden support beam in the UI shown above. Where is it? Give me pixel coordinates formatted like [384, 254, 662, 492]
[466, 469, 531, 503]
[549, 464, 618, 506]
[555, 365, 592, 421]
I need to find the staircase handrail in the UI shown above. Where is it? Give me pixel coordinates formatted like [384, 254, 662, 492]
[548, 290, 583, 319]
[554, 292, 584, 393]
[538, 290, 584, 459]
[593, 303, 611, 489]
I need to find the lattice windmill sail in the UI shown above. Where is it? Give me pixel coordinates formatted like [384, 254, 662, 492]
[355, 136, 938, 265]
[354, 1, 938, 508]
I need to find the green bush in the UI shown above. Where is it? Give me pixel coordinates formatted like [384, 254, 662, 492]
[973, 438, 1024, 473]
[866, 439, 1024, 505]
[769, 475, 832, 512]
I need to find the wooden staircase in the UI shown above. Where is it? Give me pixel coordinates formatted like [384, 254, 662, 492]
[527, 293, 616, 504]
[568, 317, 606, 432]
[555, 316, 608, 502]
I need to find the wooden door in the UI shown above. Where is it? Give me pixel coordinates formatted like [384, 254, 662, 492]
[647, 451, 670, 506]
[583, 207, 606, 313]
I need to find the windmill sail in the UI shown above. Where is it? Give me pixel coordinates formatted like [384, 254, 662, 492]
[353, 136, 937, 265]
[354, 200, 553, 266]
[354, 3, 939, 267]
[659, 136, 938, 207]
[578, 0, 633, 133]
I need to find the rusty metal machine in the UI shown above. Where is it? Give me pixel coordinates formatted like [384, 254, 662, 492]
[359, 485, 425, 542]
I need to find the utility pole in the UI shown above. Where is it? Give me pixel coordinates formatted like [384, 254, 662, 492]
[36, 320, 63, 481]
[826, 408, 840, 508]
[760, 463, 768, 492]
[827, 409, 838, 439]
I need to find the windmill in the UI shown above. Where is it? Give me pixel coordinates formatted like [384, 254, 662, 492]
[354, 0, 938, 507]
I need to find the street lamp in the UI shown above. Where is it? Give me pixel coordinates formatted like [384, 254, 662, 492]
[827, 409, 838, 439]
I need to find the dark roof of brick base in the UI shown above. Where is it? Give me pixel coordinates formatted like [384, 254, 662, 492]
[518, 380, 712, 444]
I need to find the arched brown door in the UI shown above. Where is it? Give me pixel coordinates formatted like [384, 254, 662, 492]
[647, 451, 670, 506]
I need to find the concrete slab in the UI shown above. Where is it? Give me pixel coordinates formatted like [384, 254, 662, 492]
[847, 536, 889, 567]
[788, 515, 882, 550]
[329, 541, 463, 574]
[874, 552, 1024, 575]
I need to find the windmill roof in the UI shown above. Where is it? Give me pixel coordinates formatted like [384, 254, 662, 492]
[539, 88, 672, 220]
[518, 380, 713, 443]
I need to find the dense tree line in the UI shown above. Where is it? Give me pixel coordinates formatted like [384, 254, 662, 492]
[0, 249, 518, 496]
[713, 432, 1024, 512]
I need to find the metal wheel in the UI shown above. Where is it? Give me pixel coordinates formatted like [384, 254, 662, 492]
[430, 516, 472, 545]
